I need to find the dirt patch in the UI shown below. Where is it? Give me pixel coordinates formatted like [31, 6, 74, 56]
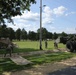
[2, 57, 76, 75]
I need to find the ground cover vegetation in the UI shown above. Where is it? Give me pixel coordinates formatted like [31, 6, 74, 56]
[0, 40, 76, 73]
[0, 40, 65, 53]
[0, 52, 76, 74]
[0, 0, 76, 74]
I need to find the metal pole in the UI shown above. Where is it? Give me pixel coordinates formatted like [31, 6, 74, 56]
[40, 0, 42, 50]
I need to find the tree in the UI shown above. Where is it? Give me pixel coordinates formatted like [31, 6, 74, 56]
[28, 31, 37, 40]
[0, 25, 9, 38]
[53, 32, 58, 40]
[7, 27, 15, 41]
[61, 32, 67, 37]
[21, 28, 27, 40]
[15, 28, 21, 41]
[47, 32, 53, 39]
[0, 0, 36, 25]
[37, 27, 48, 40]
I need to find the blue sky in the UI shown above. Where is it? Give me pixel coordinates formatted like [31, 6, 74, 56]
[7, 0, 76, 34]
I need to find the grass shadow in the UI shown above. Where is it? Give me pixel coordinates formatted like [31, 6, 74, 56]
[13, 48, 40, 53]
[0, 47, 41, 54]
[0, 58, 34, 74]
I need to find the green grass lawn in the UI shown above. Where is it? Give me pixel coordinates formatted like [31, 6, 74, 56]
[0, 40, 75, 74]
[24, 52, 76, 64]
[13, 40, 66, 53]
[0, 52, 76, 73]
[0, 40, 66, 53]
[14, 40, 66, 50]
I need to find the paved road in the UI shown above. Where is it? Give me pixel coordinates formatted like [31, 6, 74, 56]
[48, 65, 76, 75]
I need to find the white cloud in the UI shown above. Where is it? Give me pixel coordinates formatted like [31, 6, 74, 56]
[8, 5, 76, 34]
[65, 12, 76, 16]
[9, 6, 55, 32]
[53, 6, 67, 16]
[21, 11, 39, 21]
[43, 6, 53, 16]
[12, 11, 39, 22]
[9, 11, 40, 32]
[51, 27, 76, 34]
[42, 6, 54, 26]
[42, 17, 54, 26]
[7, 24, 19, 31]
[42, 6, 67, 26]
[64, 28, 76, 34]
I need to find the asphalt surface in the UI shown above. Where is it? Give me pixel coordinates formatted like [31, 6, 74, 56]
[48, 65, 76, 75]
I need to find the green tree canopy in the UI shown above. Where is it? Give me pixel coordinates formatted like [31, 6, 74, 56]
[15, 28, 21, 41]
[61, 32, 67, 37]
[7, 27, 15, 41]
[28, 31, 37, 40]
[37, 27, 48, 40]
[0, 0, 36, 25]
[53, 32, 58, 39]
[21, 28, 27, 40]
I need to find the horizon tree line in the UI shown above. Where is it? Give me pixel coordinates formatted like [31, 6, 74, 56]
[0, 25, 74, 41]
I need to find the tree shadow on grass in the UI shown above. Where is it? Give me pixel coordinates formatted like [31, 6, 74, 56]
[48, 65, 76, 75]
[0, 48, 41, 74]
[0, 58, 34, 74]
[13, 48, 40, 53]
[0, 48, 40, 54]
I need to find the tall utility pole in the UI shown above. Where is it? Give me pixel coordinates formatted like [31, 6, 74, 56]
[40, 0, 42, 50]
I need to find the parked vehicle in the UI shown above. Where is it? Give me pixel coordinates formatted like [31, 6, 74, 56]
[60, 36, 76, 52]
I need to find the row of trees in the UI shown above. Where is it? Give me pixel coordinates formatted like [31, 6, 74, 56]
[0, 25, 74, 41]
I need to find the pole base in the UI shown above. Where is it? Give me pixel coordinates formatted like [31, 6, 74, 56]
[40, 46, 43, 50]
